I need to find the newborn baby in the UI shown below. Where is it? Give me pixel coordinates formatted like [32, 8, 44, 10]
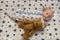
[6, 6, 53, 40]
[17, 6, 53, 28]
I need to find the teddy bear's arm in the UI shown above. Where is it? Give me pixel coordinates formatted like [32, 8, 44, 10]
[24, 19, 33, 24]
[23, 31, 29, 40]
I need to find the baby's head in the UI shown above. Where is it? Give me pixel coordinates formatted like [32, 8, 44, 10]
[43, 6, 53, 21]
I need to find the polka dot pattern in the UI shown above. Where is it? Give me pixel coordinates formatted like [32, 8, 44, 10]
[0, 0, 60, 40]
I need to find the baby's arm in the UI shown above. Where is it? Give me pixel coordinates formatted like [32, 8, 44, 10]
[6, 12, 22, 21]
[6, 9, 43, 22]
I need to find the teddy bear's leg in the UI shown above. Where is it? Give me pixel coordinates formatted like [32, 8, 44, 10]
[23, 31, 29, 40]
[29, 29, 35, 37]
[18, 21, 25, 28]
[24, 24, 33, 32]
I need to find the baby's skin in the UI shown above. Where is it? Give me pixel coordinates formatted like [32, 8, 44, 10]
[43, 6, 53, 26]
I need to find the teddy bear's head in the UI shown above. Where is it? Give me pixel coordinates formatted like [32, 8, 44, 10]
[33, 17, 43, 31]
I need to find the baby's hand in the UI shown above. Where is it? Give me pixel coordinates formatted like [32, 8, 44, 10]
[44, 22, 48, 27]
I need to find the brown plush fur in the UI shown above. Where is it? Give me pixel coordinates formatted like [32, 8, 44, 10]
[17, 17, 45, 40]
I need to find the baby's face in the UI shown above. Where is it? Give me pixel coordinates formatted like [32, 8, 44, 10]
[43, 6, 53, 21]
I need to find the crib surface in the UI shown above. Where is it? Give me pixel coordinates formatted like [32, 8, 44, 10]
[0, 0, 60, 40]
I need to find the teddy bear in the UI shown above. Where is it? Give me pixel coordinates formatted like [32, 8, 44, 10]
[18, 17, 45, 40]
